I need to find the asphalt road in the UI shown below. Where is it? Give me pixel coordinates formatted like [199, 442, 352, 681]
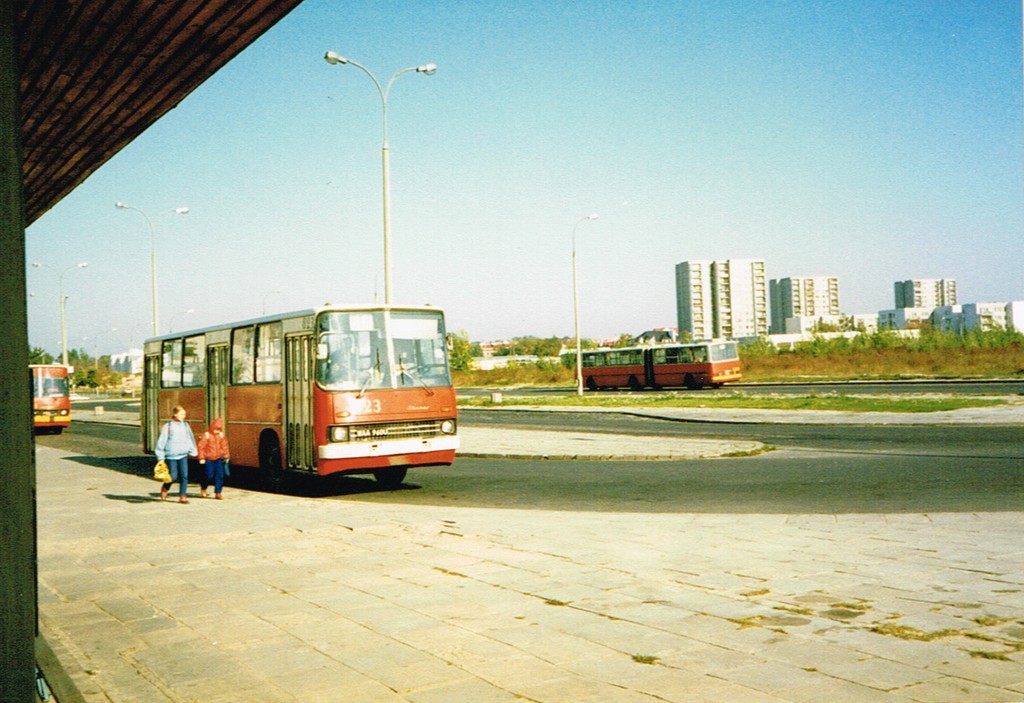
[38, 409, 1023, 515]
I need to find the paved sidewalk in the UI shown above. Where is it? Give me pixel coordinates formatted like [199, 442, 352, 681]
[36, 436, 1024, 703]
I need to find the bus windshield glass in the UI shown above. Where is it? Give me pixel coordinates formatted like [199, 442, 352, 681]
[316, 310, 451, 391]
[33, 373, 68, 398]
[708, 341, 739, 362]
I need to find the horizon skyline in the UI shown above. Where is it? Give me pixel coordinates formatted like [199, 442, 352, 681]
[23, 1, 1023, 356]
[28, 262, 1017, 357]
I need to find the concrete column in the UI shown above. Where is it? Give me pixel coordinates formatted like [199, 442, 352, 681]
[0, 1, 38, 699]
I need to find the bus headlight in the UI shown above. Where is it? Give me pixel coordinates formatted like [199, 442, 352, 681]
[440, 419, 456, 435]
[329, 426, 349, 442]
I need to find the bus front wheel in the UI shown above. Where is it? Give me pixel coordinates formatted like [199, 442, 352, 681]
[374, 467, 407, 489]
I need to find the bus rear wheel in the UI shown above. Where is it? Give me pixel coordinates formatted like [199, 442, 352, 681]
[259, 432, 287, 492]
[373, 467, 407, 490]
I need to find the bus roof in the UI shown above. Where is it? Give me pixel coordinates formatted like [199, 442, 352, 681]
[143, 303, 445, 344]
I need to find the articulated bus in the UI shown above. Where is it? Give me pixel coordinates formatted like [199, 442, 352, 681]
[142, 305, 458, 490]
[580, 340, 742, 391]
[30, 364, 72, 434]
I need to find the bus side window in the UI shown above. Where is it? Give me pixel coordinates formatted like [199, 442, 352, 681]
[162, 339, 183, 387]
[256, 322, 283, 383]
[232, 327, 255, 384]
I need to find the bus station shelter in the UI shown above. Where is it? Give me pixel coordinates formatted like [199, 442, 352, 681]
[1, 2, 304, 698]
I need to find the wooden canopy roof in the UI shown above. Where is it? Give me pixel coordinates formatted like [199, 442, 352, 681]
[17, 0, 305, 225]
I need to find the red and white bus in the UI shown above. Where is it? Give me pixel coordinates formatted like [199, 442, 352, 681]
[30, 364, 72, 434]
[580, 340, 742, 391]
[143, 305, 458, 490]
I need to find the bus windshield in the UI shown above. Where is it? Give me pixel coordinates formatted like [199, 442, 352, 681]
[708, 341, 739, 362]
[33, 374, 68, 398]
[316, 310, 451, 391]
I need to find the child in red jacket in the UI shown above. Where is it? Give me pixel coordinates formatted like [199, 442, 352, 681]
[198, 418, 230, 499]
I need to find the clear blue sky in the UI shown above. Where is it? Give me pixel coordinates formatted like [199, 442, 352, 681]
[25, 0, 1024, 356]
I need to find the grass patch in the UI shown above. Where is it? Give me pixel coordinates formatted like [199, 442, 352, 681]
[460, 392, 1006, 414]
[543, 598, 569, 606]
[974, 615, 1013, 627]
[834, 602, 872, 611]
[741, 589, 771, 598]
[631, 654, 659, 665]
[968, 650, 1012, 661]
[869, 623, 960, 641]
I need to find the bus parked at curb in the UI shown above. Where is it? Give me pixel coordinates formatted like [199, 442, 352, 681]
[30, 364, 72, 434]
[580, 340, 742, 391]
[142, 305, 458, 490]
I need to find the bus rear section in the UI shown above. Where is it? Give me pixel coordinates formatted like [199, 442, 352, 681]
[580, 347, 646, 390]
[30, 364, 71, 434]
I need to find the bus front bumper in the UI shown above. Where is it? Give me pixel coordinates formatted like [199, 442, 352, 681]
[319, 435, 460, 461]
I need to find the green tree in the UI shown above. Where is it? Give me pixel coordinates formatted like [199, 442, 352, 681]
[28, 347, 54, 364]
[447, 331, 474, 371]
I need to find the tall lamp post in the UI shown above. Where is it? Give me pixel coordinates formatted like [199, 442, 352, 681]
[572, 214, 598, 396]
[32, 261, 88, 366]
[323, 51, 437, 304]
[115, 202, 189, 336]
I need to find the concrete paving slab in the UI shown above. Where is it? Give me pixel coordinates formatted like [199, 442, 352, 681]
[33, 433, 1024, 702]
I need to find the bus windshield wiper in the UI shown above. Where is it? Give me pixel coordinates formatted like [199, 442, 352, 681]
[398, 356, 434, 396]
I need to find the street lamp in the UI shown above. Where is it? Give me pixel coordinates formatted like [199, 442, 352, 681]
[168, 309, 195, 334]
[115, 202, 189, 336]
[571, 214, 598, 396]
[32, 261, 88, 366]
[323, 51, 437, 304]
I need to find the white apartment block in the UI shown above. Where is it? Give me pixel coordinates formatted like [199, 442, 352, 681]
[769, 276, 840, 333]
[894, 279, 957, 309]
[676, 259, 768, 340]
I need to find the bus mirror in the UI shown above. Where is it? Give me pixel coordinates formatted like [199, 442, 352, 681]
[316, 343, 328, 360]
[445, 334, 453, 351]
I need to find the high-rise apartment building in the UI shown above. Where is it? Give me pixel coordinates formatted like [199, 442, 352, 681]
[769, 276, 840, 333]
[894, 279, 957, 309]
[676, 259, 768, 340]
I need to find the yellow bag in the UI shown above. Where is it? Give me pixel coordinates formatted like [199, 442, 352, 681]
[153, 460, 171, 483]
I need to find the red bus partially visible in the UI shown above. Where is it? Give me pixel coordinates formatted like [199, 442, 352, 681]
[580, 340, 742, 391]
[30, 364, 72, 434]
[142, 305, 459, 491]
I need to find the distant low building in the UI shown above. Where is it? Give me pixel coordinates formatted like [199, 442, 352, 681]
[963, 302, 1008, 332]
[879, 307, 933, 330]
[110, 348, 143, 375]
[1007, 301, 1024, 333]
[931, 305, 964, 333]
